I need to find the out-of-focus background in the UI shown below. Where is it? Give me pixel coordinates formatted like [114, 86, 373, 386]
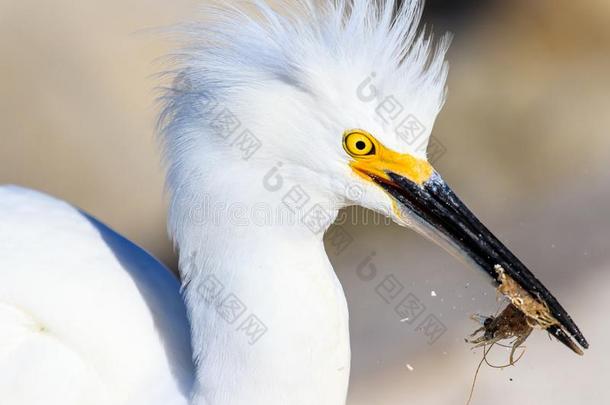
[1, 0, 609, 404]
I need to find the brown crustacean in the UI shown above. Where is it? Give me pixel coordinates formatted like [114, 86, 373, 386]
[465, 265, 584, 405]
[469, 264, 584, 356]
[465, 302, 533, 405]
[468, 303, 533, 365]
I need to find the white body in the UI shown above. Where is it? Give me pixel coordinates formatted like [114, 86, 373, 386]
[0, 186, 194, 405]
[0, 185, 351, 405]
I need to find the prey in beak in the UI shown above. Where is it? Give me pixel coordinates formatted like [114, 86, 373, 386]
[343, 129, 589, 354]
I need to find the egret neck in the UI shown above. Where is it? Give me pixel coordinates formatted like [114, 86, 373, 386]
[171, 162, 351, 405]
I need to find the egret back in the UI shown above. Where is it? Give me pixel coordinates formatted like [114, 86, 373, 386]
[0, 186, 194, 405]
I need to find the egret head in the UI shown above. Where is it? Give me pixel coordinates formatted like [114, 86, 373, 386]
[160, 0, 587, 354]
[160, 0, 447, 217]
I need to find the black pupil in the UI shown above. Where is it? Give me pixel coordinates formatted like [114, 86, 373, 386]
[355, 140, 367, 151]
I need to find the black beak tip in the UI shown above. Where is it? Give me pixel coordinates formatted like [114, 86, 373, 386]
[531, 287, 589, 353]
[547, 325, 587, 355]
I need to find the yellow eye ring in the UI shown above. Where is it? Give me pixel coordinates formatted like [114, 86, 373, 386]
[343, 130, 376, 157]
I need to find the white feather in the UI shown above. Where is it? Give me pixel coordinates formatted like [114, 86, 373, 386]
[0, 186, 194, 405]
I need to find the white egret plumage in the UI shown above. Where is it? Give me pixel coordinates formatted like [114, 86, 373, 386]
[0, 1, 587, 404]
[0, 187, 194, 405]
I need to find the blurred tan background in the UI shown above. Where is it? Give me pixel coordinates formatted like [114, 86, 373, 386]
[1, 0, 609, 404]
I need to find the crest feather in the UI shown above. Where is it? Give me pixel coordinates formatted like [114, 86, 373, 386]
[159, 0, 450, 196]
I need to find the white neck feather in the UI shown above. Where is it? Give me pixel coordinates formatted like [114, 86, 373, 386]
[172, 166, 351, 405]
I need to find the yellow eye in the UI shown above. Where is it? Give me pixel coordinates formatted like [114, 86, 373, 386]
[343, 130, 376, 157]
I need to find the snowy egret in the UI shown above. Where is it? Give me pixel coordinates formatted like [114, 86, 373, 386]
[0, 1, 587, 404]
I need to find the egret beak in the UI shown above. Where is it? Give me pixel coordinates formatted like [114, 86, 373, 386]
[344, 130, 587, 354]
[373, 170, 588, 354]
